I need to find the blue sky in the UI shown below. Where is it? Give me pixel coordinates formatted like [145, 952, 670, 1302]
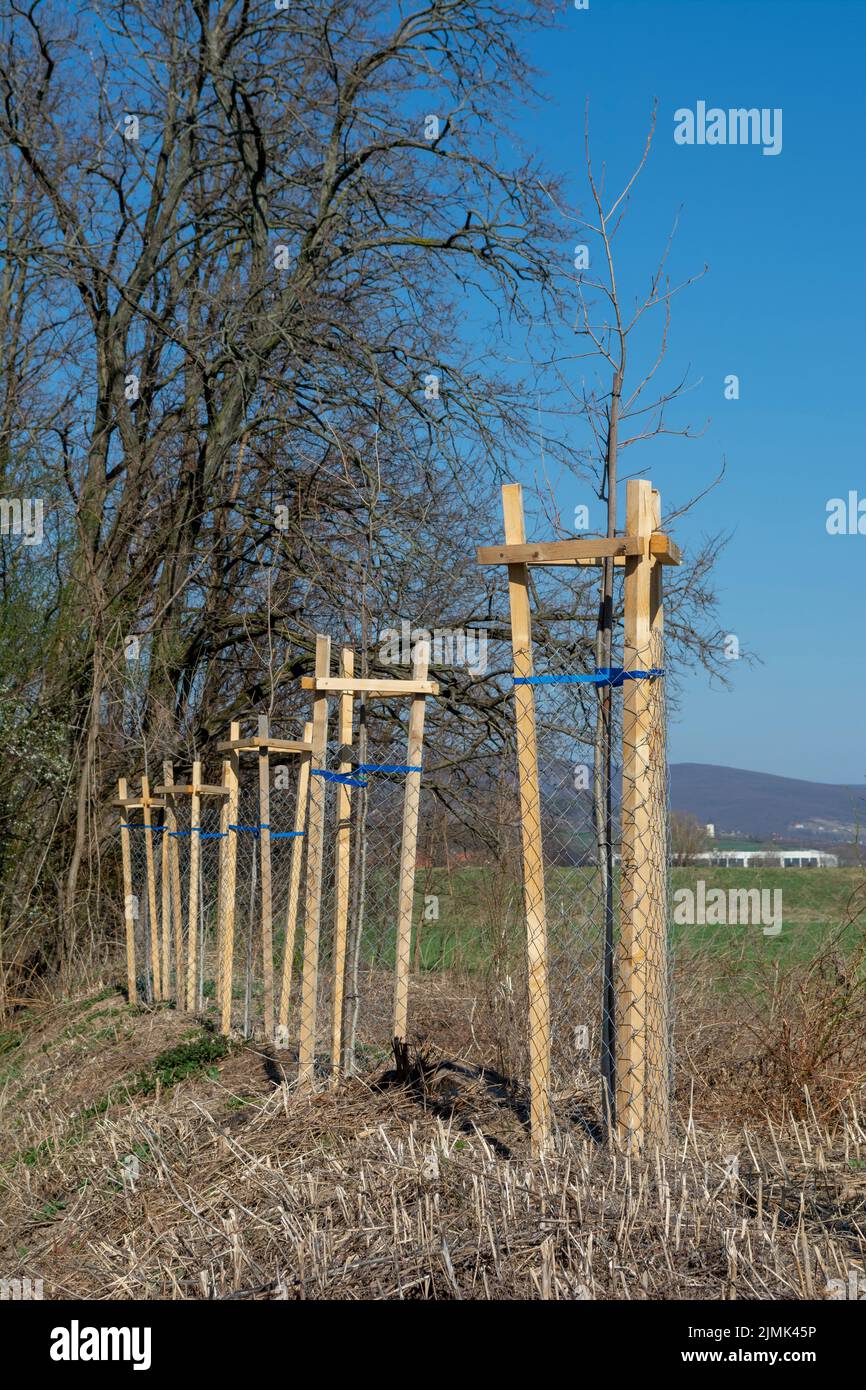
[506, 0, 865, 783]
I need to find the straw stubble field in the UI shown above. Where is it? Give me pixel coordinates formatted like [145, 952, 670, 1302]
[2, 865, 865, 1304]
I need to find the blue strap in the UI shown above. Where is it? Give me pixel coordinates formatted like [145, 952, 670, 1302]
[120, 824, 230, 839]
[355, 764, 423, 775]
[311, 769, 368, 787]
[514, 667, 664, 688]
[240, 825, 306, 839]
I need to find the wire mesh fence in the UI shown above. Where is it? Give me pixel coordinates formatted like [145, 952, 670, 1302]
[117, 629, 670, 1151]
[114, 479, 673, 1154]
[124, 789, 227, 1016]
[344, 741, 424, 1072]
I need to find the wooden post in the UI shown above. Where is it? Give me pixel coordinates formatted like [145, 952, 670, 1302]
[160, 783, 171, 998]
[647, 487, 669, 1141]
[218, 720, 241, 1034]
[475, 482, 677, 1154]
[151, 766, 232, 1014]
[215, 754, 230, 1006]
[331, 649, 354, 1079]
[141, 775, 161, 1001]
[502, 483, 551, 1155]
[298, 635, 331, 1083]
[118, 778, 137, 1005]
[277, 720, 313, 1045]
[617, 479, 669, 1149]
[258, 715, 275, 1038]
[392, 641, 430, 1045]
[163, 760, 184, 1003]
[186, 760, 202, 1012]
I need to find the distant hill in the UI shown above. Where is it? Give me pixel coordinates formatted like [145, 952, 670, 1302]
[671, 763, 866, 844]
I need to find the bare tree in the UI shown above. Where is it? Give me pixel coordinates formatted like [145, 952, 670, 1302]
[534, 103, 729, 1114]
[0, 2, 734, 1003]
[0, 0, 581, 975]
[671, 813, 708, 866]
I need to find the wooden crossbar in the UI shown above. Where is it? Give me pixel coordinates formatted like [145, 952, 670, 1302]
[476, 533, 681, 567]
[113, 796, 167, 809]
[300, 676, 438, 696]
[155, 783, 228, 797]
[215, 738, 314, 754]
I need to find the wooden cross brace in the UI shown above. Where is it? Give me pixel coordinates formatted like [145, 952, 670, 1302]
[476, 533, 681, 568]
[215, 736, 313, 754]
[300, 676, 439, 697]
[477, 480, 672, 1156]
[153, 760, 229, 1015]
[155, 781, 229, 797]
[297, 638, 436, 1085]
[113, 793, 167, 809]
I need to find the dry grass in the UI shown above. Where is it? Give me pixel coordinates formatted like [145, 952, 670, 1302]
[674, 927, 866, 1127]
[1, 984, 865, 1300]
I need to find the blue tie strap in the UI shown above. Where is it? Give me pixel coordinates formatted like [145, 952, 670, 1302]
[311, 769, 369, 788]
[355, 764, 423, 775]
[513, 667, 664, 688]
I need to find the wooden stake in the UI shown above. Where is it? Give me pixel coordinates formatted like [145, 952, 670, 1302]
[258, 715, 275, 1038]
[298, 635, 331, 1084]
[141, 775, 161, 1000]
[215, 749, 231, 1008]
[331, 649, 354, 1078]
[163, 760, 184, 1003]
[647, 487, 670, 1141]
[502, 484, 551, 1155]
[218, 720, 241, 1034]
[186, 760, 202, 1012]
[160, 781, 171, 999]
[617, 479, 669, 1149]
[277, 721, 313, 1044]
[118, 778, 137, 1005]
[393, 641, 430, 1045]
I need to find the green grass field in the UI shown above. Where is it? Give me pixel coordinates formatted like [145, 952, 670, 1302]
[378, 866, 866, 975]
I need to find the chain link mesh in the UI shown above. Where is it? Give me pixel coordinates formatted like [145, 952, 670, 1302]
[117, 596, 671, 1153]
